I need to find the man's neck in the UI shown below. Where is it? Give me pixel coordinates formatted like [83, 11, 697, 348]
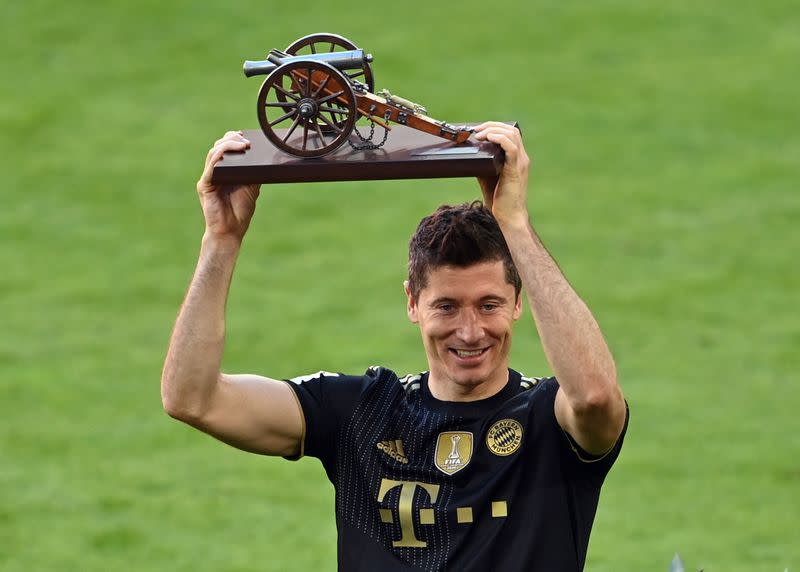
[427, 367, 509, 402]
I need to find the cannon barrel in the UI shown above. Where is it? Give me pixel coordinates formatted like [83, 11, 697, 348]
[243, 49, 372, 78]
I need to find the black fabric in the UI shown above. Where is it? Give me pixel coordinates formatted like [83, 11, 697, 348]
[287, 367, 628, 571]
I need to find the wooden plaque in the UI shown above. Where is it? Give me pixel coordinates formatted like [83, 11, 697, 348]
[211, 123, 517, 185]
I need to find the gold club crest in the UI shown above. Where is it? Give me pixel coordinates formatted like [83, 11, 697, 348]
[434, 432, 473, 475]
[486, 419, 523, 456]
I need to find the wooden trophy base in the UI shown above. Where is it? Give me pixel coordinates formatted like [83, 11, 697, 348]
[211, 123, 517, 185]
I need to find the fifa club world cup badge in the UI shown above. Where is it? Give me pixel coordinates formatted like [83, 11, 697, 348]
[486, 419, 523, 456]
[434, 432, 474, 475]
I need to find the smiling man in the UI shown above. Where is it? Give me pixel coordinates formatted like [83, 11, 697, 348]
[162, 122, 628, 571]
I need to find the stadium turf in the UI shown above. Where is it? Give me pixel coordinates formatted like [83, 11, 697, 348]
[1, 1, 797, 570]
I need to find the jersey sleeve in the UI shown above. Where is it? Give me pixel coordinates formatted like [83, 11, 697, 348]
[533, 377, 629, 483]
[284, 370, 373, 474]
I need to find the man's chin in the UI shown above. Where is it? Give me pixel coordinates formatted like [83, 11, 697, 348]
[444, 356, 509, 387]
[445, 367, 491, 389]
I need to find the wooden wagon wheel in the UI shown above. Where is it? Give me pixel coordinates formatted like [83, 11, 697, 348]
[283, 33, 374, 134]
[284, 33, 374, 91]
[256, 60, 357, 158]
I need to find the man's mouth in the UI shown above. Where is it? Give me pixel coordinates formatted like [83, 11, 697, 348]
[450, 347, 489, 358]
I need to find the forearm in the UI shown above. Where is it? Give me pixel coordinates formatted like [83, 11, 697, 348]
[500, 217, 620, 410]
[161, 233, 242, 420]
[474, 122, 624, 450]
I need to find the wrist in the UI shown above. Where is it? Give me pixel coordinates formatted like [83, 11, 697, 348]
[201, 231, 243, 255]
[495, 212, 531, 235]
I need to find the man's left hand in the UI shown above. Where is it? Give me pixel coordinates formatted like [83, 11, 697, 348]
[473, 122, 530, 227]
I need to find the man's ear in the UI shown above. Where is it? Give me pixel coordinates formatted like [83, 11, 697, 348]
[512, 293, 523, 320]
[404, 280, 419, 324]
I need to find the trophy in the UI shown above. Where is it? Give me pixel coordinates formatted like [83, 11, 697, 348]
[212, 33, 515, 185]
[242, 33, 473, 158]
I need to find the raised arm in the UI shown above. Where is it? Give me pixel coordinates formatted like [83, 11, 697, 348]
[473, 123, 626, 455]
[161, 131, 303, 457]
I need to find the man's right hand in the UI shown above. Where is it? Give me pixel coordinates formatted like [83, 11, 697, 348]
[162, 130, 304, 458]
[197, 131, 261, 241]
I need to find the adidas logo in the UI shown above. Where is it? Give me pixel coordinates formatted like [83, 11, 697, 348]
[377, 439, 409, 464]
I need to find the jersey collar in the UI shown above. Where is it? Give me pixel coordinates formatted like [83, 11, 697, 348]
[419, 369, 522, 417]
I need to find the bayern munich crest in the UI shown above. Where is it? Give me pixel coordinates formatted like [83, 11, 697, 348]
[486, 419, 523, 456]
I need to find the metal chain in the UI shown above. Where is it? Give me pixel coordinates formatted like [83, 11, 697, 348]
[347, 119, 389, 151]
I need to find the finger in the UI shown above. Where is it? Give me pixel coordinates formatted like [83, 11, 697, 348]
[205, 138, 250, 168]
[482, 128, 528, 162]
[473, 121, 510, 131]
[199, 139, 250, 188]
[474, 129, 520, 150]
[218, 131, 249, 144]
[486, 133, 532, 179]
[213, 131, 250, 149]
[483, 132, 519, 163]
[474, 122, 522, 142]
[473, 122, 519, 137]
[474, 124, 519, 142]
[198, 149, 226, 191]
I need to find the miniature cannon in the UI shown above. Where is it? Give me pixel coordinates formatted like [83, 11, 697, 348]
[243, 33, 473, 158]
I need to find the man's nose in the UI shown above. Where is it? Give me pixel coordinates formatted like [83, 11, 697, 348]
[456, 309, 483, 344]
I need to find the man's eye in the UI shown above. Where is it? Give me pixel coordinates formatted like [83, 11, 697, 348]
[438, 304, 454, 312]
[482, 304, 499, 312]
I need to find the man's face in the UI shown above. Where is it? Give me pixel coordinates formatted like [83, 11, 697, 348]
[405, 260, 522, 396]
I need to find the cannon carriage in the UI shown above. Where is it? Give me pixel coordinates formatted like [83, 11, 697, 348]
[243, 33, 473, 158]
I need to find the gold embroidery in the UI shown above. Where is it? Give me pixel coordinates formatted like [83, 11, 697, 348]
[434, 431, 473, 475]
[377, 439, 409, 464]
[456, 507, 473, 523]
[377, 479, 440, 548]
[491, 500, 508, 518]
[486, 419, 523, 456]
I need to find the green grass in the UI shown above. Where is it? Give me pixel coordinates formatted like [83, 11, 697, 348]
[1, 1, 798, 570]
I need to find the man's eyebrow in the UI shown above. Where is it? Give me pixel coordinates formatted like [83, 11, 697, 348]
[428, 297, 457, 306]
[427, 295, 509, 306]
[479, 294, 510, 303]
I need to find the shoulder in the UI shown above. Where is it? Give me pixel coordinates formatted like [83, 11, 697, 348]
[362, 367, 427, 394]
[512, 370, 557, 398]
[508, 371, 560, 422]
[397, 371, 424, 395]
[288, 366, 393, 384]
[288, 370, 347, 384]
[287, 366, 410, 394]
[518, 372, 553, 393]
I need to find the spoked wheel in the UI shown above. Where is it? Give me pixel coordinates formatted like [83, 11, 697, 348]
[285, 33, 374, 91]
[257, 60, 357, 158]
[283, 33, 373, 134]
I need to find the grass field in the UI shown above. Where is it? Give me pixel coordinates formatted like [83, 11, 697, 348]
[1, 1, 798, 570]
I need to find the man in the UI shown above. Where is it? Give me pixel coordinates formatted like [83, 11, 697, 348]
[161, 123, 628, 571]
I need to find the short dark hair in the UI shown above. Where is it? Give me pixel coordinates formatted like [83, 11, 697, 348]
[407, 201, 521, 298]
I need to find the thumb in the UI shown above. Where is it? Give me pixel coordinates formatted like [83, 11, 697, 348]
[477, 176, 498, 209]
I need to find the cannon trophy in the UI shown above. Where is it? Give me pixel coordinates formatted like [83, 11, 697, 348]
[243, 33, 473, 158]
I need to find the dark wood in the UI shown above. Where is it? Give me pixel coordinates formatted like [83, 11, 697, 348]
[212, 123, 517, 185]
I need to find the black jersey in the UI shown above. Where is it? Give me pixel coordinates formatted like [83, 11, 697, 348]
[286, 367, 628, 571]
